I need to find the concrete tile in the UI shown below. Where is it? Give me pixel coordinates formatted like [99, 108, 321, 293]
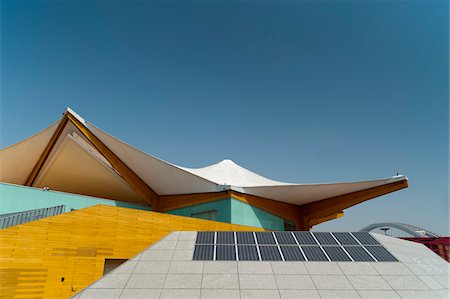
[151, 240, 177, 250]
[305, 262, 343, 275]
[204, 261, 238, 274]
[384, 275, 430, 290]
[140, 249, 174, 261]
[164, 274, 202, 289]
[201, 289, 240, 299]
[175, 240, 196, 250]
[90, 273, 130, 289]
[239, 274, 278, 289]
[133, 261, 170, 274]
[164, 232, 180, 240]
[372, 263, 414, 275]
[432, 275, 450, 289]
[271, 262, 307, 274]
[310, 275, 353, 290]
[347, 275, 392, 290]
[405, 262, 440, 275]
[338, 262, 377, 275]
[79, 289, 122, 299]
[357, 290, 400, 299]
[279, 290, 320, 299]
[318, 290, 360, 299]
[397, 290, 440, 299]
[238, 262, 273, 274]
[178, 231, 197, 240]
[160, 289, 200, 299]
[419, 276, 446, 290]
[202, 274, 239, 289]
[119, 289, 162, 299]
[172, 250, 194, 261]
[125, 274, 166, 288]
[433, 289, 450, 299]
[240, 290, 281, 299]
[169, 261, 203, 273]
[113, 261, 137, 274]
[275, 275, 315, 289]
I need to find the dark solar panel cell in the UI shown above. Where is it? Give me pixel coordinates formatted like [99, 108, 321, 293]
[237, 245, 259, 261]
[302, 246, 328, 261]
[293, 232, 318, 245]
[274, 232, 297, 245]
[216, 232, 234, 244]
[351, 232, 380, 245]
[193, 245, 214, 260]
[216, 245, 236, 260]
[323, 246, 351, 261]
[236, 232, 256, 245]
[196, 232, 215, 244]
[259, 246, 282, 261]
[344, 246, 376, 262]
[332, 232, 359, 245]
[280, 246, 305, 261]
[313, 232, 339, 245]
[365, 246, 398, 262]
[255, 232, 276, 244]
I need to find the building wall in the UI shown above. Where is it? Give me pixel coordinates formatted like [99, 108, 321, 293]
[166, 197, 285, 230]
[0, 204, 263, 299]
[0, 182, 151, 215]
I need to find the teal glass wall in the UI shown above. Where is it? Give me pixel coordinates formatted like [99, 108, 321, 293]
[166, 197, 285, 230]
[0, 182, 151, 215]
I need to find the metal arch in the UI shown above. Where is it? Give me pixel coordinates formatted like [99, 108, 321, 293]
[360, 222, 440, 238]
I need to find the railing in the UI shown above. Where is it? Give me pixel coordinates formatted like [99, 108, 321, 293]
[0, 205, 65, 229]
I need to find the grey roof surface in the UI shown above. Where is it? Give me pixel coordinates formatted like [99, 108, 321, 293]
[72, 232, 450, 299]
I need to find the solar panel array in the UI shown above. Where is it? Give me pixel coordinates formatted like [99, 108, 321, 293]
[193, 232, 397, 262]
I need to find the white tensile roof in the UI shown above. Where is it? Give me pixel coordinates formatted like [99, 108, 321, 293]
[0, 108, 407, 205]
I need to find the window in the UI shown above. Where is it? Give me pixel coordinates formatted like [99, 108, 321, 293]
[191, 210, 218, 221]
[103, 259, 127, 275]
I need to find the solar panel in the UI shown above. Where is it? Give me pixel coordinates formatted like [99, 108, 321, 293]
[193, 245, 214, 260]
[280, 246, 305, 261]
[293, 232, 318, 245]
[301, 246, 328, 261]
[344, 246, 376, 262]
[196, 232, 215, 244]
[216, 232, 234, 244]
[322, 246, 351, 261]
[274, 232, 297, 244]
[365, 246, 398, 262]
[236, 232, 256, 245]
[255, 232, 276, 244]
[216, 245, 236, 260]
[313, 232, 339, 245]
[237, 245, 259, 261]
[192, 231, 397, 263]
[332, 232, 359, 245]
[259, 246, 282, 261]
[351, 232, 380, 245]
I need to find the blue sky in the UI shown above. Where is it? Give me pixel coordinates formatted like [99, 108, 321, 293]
[1, 1, 448, 234]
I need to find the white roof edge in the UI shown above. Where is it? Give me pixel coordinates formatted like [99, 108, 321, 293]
[65, 107, 86, 124]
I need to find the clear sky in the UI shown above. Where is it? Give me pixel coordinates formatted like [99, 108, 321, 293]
[1, 1, 448, 235]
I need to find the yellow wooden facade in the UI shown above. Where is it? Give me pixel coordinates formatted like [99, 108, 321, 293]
[0, 205, 264, 299]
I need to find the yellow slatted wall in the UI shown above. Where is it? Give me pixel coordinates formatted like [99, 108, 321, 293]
[0, 204, 264, 299]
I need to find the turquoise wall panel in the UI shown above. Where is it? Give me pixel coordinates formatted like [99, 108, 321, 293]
[166, 197, 285, 230]
[0, 183, 151, 215]
[166, 199, 231, 223]
[230, 198, 285, 230]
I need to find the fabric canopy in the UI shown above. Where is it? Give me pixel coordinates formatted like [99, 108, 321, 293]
[0, 108, 408, 205]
